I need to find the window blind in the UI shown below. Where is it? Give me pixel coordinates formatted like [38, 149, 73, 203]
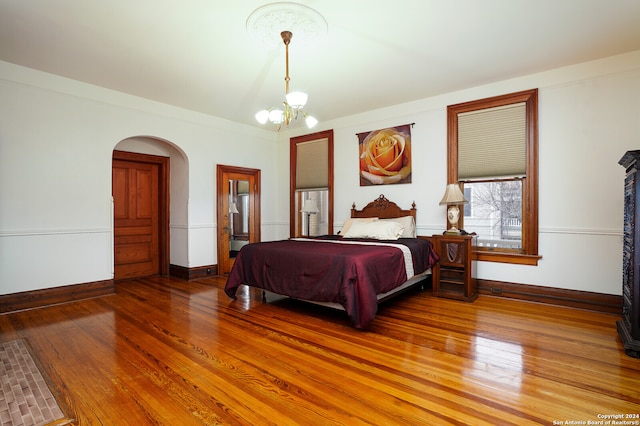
[236, 180, 249, 194]
[458, 102, 526, 180]
[296, 138, 328, 190]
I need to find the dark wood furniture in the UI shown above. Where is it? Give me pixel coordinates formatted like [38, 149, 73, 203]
[224, 195, 437, 328]
[618, 150, 640, 358]
[350, 194, 416, 221]
[432, 234, 477, 302]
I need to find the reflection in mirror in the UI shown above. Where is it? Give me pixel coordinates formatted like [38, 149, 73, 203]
[229, 179, 250, 258]
[299, 190, 328, 237]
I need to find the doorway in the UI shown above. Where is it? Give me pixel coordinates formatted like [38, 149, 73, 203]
[112, 150, 170, 280]
[216, 165, 261, 274]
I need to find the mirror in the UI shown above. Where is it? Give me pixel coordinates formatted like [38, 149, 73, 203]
[217, 165, 260, 274]
[229, 179, 250, 259]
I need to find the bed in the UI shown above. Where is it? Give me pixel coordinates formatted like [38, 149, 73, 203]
[224, 194, 439, 328]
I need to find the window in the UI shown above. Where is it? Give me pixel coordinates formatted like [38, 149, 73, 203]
[464, 180, 523, 249]
[290, 130, 334, 237]
[447, 89, 539, 265]
[463, 187, 472, 217]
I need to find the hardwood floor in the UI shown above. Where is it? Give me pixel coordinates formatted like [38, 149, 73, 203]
[1, 275, 639, 425]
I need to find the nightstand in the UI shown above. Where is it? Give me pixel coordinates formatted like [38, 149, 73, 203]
[432, 234, 477, 302]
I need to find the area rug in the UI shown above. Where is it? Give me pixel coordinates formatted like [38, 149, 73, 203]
[0, 339, 72, 426]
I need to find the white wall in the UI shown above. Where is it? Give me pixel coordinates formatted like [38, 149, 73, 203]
[281, 50, 640, 295]
[2, 50, 639, 296]
[0, 61, 279, 294]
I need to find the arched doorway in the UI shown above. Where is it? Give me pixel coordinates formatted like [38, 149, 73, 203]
[112, 150, 169, 279]
[112, 137, 188, 280]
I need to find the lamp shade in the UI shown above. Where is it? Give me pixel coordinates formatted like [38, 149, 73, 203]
[286, 91, 308, 108]
[269, 109, 284, 124]
[301, 198, 319, 213]
[255, 110, 270, 124]
[305, 115, 318, 129]
[229, 202, 239, 214]
[439, 183, 469, 205]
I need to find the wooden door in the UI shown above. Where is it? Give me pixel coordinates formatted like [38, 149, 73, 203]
[113, 151, 169, 280]
[216, 165, 261, 274]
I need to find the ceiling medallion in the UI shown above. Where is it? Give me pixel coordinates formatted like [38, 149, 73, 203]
[246, 2, 328, 49]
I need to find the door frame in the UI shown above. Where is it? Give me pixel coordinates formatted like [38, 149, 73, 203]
[113, 150, 170, 277]
[216, 164, 261, 274]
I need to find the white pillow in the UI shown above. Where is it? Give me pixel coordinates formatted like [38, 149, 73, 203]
[342, 220, 404, 240]
[379, 216, 416, 238]
[340, 217, 378, 235]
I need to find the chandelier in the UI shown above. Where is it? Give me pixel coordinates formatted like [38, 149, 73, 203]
[255, 31, 318, 131]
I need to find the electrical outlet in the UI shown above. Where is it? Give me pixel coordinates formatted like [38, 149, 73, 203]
[490, 288, 502, 295]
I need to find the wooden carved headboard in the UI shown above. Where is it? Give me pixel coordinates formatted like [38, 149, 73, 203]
[351, 194, 416, 220]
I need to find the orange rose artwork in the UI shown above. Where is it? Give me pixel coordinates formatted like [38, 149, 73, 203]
[358, 124, 412, 186]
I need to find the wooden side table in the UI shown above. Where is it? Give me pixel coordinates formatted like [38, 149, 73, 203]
[432, 234, 477, 302]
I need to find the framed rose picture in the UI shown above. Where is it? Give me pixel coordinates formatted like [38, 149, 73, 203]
[357, 124, 412, 186]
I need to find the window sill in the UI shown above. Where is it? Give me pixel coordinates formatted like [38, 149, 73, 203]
[472, 249, 541, 266]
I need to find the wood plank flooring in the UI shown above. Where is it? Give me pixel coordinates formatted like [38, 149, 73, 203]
[0, 275, 639, 425]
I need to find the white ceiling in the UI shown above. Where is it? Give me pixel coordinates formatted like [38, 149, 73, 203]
[1, 1, 639, 129]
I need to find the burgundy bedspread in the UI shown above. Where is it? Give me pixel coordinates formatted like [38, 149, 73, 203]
[224, 237, 438, 328]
